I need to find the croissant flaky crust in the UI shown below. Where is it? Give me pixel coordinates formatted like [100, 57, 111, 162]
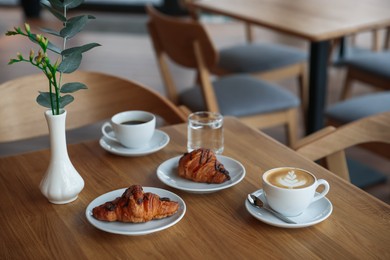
[92, 185, 179, 223]
[178, 148, 230, 183]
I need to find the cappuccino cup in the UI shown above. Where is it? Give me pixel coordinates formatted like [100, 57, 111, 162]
[101, 111, 156, 148]
[262, 167, 330, 217]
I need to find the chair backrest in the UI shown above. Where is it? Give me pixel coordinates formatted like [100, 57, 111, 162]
[147, 5, 217, 70]
[294, 111, 390, 181]
[146, 5, 220, 112]
[0, 71, 187, 142]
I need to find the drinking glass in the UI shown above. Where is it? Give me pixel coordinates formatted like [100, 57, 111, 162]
[187, 111, 224, 154]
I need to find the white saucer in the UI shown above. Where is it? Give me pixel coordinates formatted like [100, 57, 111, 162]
[245, 189, 332, 228]
[99, 129, 169, 156]
[85, 187, 186, 235]
[157, 155, 245, 193]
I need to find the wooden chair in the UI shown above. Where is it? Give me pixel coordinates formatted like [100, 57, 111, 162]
[294, 111, 390, 182]
[332, 26, 390, 100]
[327, 29, 390, 150]
[0, 71, 187, 144]
[340, 50, 390, 100]
[147, 5, 300, 147]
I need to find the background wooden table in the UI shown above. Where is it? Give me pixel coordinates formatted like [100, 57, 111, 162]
[0, 117, 389, 259]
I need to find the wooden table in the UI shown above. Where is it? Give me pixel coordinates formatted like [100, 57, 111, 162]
[1, 117, 389, 259]
[187, 0, 390, 134]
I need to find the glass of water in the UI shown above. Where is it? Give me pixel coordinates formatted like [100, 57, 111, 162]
[187, 111, 224, 154]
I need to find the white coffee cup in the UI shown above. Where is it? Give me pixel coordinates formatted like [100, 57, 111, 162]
[101, 111, 156, 148]
[262, 167, 330, 217]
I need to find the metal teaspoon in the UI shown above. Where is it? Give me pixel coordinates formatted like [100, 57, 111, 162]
[247, 194, 297, 224]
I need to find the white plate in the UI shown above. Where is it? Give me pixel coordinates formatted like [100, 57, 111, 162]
[99, 129, 169, 156]
[157, 155, 246, 193]
[85, 187, 186, 235]
[245, 189, 332, 228]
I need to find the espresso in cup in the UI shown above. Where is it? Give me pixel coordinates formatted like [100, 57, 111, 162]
[262, 167, 330, 217]
[101, 111, 156, 148]
[121, 120, 147, 125]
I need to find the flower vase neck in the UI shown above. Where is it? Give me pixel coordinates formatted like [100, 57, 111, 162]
[45, 109, 68, 159]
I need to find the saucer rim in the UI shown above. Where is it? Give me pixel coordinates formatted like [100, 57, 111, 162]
[99, 129, 169, 156]
[245, 189, 333, 228]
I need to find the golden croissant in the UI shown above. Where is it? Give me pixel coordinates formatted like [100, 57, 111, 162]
[178, 148, 230, 183]
[92, 185, 179, 223]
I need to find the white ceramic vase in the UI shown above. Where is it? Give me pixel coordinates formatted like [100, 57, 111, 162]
[40, 109, 84, 204]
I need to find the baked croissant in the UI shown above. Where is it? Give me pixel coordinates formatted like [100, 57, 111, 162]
[92, 185, 179, 223]
[178, 148, 230, 183]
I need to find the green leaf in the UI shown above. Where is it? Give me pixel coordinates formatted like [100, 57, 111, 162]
[59, 94, 74, 108]
[36, 92, 54, 109]
[47, 41, 62, 54]
[62, 43, 101, 56]
[63, 15, 96, 37]
[36, 92, 74, 109]
[61, 82, 87, 93]
[57, 52, 82, 73]
[27, 33, 61, 54]
[45, 0, 64, 10]
[40, 27, 61, 37]
[60, 15, 88, 39]
[41, 2, 66, 21]
[64, 0, 85, 9]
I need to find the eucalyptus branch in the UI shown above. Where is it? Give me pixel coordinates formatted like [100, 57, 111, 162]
[5, 0, 100, 115]
[49, 81, 55, 115]
[58, 4, 68, 97]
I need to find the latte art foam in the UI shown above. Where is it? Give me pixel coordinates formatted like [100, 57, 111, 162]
[266, 168, 315, 189]
[276, 170, 307, 188]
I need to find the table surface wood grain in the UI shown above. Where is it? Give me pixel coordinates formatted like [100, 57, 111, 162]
[0, 117, 389, 259]
[188, 0, 390, 41]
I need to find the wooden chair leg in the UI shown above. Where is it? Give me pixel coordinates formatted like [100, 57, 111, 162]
[298, 64, 308, 126]
[384, 26, 390, 49]
[245, 22, 254, 43]
[340, 69, 353, 100]
[372, 29, 381, 52]
[325, 151, 351, 182]
[328, 38, 341, 65]
[285, 108, 298, 148]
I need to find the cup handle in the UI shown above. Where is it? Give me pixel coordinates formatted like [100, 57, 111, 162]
[312, 179, 330, 203]
[101, 122, 118, 142]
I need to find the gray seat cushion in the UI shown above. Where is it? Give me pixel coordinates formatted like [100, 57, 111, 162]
[179, 74, 299, 117]
[344, 51, 390, 79]
[217, 43, 307, 73]
[326, 92, 390, 123]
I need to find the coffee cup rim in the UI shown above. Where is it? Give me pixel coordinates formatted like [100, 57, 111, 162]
[262, 167, 317, 190]
[111, 110, 155, 126]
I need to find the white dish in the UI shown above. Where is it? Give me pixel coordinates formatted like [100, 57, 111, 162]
[245, 189, 332, 228]
[86, 187, 186, 235]
[157, 155, 246, 193]
[99, 129, 169, 156]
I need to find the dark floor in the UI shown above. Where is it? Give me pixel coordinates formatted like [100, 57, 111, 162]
[0, 5, 389, 204]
